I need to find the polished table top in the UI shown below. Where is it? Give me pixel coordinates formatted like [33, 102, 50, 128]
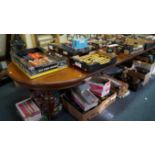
[8, 47, 154, 90]
[8, 63, 87, 90]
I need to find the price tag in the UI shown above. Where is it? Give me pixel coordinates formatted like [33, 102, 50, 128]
[49, 45, 53, 50]
[75, 62, 82, 68]
[63, 51, 68, 55]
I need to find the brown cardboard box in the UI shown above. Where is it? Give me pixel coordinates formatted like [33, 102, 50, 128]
[127, 69, 151, 86]
[99, 74, 129, 98]
[133, 60, 155, 75]
[62, 92, 117, 121]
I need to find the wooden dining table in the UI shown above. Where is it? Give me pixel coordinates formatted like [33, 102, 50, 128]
[7, 47, 155, 118]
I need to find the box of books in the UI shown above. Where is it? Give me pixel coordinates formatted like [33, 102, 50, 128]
[11, 47, 68, 79]
[133, 60, 155, 76]
[88, 78, 111, 98]
[62, 91, 117, 121]
[71, 51, 116, 72]
[16, 98, 42, 121]
[98, 74, 129, 98]
[49, 43, 90, 57]
[68, 83, 99, 112]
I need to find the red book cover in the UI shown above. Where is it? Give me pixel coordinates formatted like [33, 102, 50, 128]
[90, 84, 103, 91]
[16, 98, 42, 120]
[23, 103, 32, 116]
[27, 101, 35, 113]
[26, 101, 41, 116]
[91, 90, 102, 97]
[18, 103, 29, 118]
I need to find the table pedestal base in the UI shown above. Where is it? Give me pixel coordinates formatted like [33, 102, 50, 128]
[31, 90, 62, 119]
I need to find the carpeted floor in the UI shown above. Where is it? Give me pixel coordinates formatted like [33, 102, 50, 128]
[0, 76, 155, 121]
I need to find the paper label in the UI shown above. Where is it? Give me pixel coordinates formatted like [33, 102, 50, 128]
[75, 62, 82, 68]
[63, 51, 68, 55]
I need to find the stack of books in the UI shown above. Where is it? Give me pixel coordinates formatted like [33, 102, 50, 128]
[16, 98, 42, 121]
[11, 47, 68, 79]
[71, 83, 99, 111]
[88, 78, 111, 98]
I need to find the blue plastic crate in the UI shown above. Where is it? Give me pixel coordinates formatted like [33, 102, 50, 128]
[72, 38, 88, 49]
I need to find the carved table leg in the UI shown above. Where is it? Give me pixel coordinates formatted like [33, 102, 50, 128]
[31, 90, 62, 120]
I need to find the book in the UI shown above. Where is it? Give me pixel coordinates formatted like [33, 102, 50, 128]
[71, 88, 99, 112]
[16, 98, 42, 121]
[88, 78, 111, 97]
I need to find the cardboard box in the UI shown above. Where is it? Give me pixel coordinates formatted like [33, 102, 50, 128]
[133, 60, 155, 75]
[100, 74, 129, 98]
[114, 67, 150, 90]
[62, 92, 117, 121]
[71, 89, 99, 112]
[88, 78, 111, 98]
[127, 69, 151, 86]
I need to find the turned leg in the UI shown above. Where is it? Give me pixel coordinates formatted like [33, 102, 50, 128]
[31, 90, 62, 120]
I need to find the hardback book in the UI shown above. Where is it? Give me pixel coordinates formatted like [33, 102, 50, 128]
[16, 98, 42, 121]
